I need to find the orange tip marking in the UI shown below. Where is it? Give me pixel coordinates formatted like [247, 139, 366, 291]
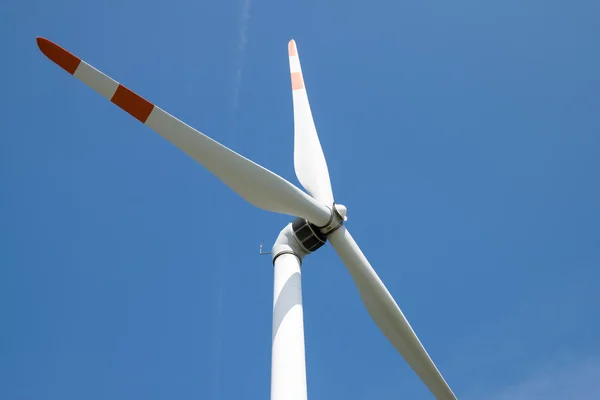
[288, 40, 298, 56]
[37, 37, 81, 75]
[111, 85, 154, 123]
[291, 72, 304, 90]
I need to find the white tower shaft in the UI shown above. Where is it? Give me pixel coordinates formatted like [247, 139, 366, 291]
[271, 224, 309, 400]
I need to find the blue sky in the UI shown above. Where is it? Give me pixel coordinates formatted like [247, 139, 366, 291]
[2, 0, 599, 399]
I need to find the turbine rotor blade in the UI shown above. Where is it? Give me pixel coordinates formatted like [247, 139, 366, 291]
[37, 37, 331, 226]
[288, 40, 334, 206]
[328, 225, 457, 400]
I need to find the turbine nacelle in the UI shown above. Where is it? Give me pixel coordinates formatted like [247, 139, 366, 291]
[290, 203, 347, 254]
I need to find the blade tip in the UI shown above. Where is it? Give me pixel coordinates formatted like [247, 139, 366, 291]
[36, 36, 50, 55]
[288, 39, 298, 56]
[36, 36, 81, 74]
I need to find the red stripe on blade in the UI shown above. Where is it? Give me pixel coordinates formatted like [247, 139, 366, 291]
[36, 37, 81, 75]
[291, 72, 304, 90]
[110, 85, 154, 123]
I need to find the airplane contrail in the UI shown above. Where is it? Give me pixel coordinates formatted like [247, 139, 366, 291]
[214, 2, 253, 398]
[232, 0, 252, 115]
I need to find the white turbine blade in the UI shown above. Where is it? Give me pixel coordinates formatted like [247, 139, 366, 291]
[37, 37, 331, 227]
[288, 40, 334, 206]
[328, 225, 457, 400]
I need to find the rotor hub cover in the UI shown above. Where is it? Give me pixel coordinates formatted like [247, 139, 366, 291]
[291, 203, 347, 253]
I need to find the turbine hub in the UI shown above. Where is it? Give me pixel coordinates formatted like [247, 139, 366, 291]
[334, 203, 347, 221]
[288, 203, 347, 255]
[315, 202, 346, 236]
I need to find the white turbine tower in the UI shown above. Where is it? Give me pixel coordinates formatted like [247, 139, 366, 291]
[37, 37, 458, 400]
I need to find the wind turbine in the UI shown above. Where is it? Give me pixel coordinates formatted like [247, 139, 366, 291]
[37, 37, 458, 400]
